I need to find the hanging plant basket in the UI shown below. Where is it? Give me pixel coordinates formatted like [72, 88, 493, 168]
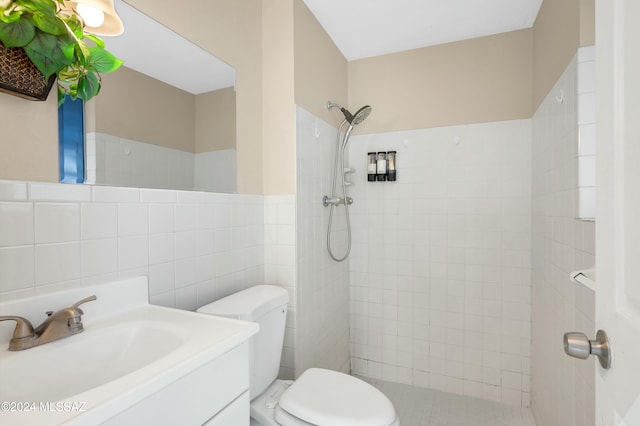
[0, 43, 56, 101]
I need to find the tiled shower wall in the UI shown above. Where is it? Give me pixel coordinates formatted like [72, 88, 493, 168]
[348, 119, 533, 406]
[531, 48, 596, 426]
[295, 106, 351, 376]
[0, 181, 264, 309]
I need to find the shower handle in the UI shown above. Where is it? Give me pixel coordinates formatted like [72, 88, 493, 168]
[322, 196, 353, 207]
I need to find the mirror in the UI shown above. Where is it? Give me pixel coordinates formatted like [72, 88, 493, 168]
[65, 0, 237, 193]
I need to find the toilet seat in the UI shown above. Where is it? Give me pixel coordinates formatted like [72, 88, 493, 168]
[274, 406, 315, 426]
[275, 368, 398, 426]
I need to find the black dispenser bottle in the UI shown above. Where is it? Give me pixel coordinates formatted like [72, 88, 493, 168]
[387, 151, 396, 181]
[376, 152, 387, 181]
[367, 152, 377, 182]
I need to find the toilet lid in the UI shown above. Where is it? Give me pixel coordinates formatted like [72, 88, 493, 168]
[278, 368, 397, 426]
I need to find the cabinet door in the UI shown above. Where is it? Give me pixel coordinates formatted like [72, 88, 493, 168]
[204, 391, 250, 426]
[103, 343, 250, 425]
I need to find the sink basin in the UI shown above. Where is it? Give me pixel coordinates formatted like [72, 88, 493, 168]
[0, 321, 184, 402]
[0, 277, 258, 425]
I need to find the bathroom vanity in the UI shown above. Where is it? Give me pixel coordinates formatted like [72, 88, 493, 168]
[0, 277, 258, 425]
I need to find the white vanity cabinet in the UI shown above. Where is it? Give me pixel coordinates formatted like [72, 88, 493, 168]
[103, 343, 251, 426]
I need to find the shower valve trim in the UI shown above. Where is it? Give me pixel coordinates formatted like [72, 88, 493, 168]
[323, 196, 353, 207]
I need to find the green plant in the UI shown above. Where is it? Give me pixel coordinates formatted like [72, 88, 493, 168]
[0, 0, 122, 104]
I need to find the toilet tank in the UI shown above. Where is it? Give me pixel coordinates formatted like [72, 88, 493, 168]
[197, 285, 289, 399]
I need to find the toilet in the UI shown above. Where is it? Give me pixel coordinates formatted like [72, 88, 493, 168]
[197, 285, 400, 426]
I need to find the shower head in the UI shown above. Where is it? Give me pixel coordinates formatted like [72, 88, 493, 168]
[351, 105, 372, 126]
[327, 101, 372, 126]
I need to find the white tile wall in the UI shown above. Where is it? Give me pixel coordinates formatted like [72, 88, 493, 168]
[85, 133, 194, 190]
[531, 51, 596, 426]
[86, 132, 236, 193]
[264, 194, 297, 379]
[347, 119, 532, 407]
[194, 149, 237, 194]
[577, 46, 596, 220]
[0, 181, 264, 312]
[295, 106, 351, 376]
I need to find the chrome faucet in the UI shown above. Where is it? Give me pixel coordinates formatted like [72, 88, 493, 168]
[0, 295, 96, 351]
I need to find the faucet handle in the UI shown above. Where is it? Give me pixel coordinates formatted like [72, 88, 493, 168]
[71, 295, 97, 312]
[72, 295, 97, 309]
[66, 295, 97, 332]
[0, 316, 35, 340]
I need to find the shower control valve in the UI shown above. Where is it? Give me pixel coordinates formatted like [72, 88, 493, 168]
[322, 196, 353, 207]
[323, 196, 340, 207]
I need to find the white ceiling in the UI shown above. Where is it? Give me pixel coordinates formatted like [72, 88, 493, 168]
[303, 0, 543, 61]
[104, 0, 235, 95]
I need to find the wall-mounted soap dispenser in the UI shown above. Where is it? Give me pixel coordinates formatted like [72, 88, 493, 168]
[376, 152, 387, 181]
[367, 151, 397, 182]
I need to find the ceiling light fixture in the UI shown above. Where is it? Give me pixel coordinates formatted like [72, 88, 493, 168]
[76, 3, 105, 27]
[63, 0, 124, 36]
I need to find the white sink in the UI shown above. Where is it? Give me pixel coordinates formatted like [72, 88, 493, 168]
[0, 321, 184, 402]
[0, 277, 258, 425]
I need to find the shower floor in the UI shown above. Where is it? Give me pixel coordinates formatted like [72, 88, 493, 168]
[360, 377, 537, 426]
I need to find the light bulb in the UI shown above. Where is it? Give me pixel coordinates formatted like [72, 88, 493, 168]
[76, 3, 105, 27]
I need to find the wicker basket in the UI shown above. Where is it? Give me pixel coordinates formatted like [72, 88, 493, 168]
[0, 43, 56, 101]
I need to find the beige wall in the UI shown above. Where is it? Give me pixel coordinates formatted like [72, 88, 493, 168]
[532, 0, 579, 111]
[195, 87, 236, 153]
[95, 68, 236, 154]
[262, 0, 296, 196]
[94, 66, 195, 152]
[348, 29, 533, 134]
[580, 0, 596, 47]
[0, 91, 58, 182]
[124, 0, 263, 194]
[293, 0, 348, 129]
[0, 0, 596, 194]
[260, 0, 348, 196]
[128, 0, 348, 196]
[532, 0, 595, 111]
